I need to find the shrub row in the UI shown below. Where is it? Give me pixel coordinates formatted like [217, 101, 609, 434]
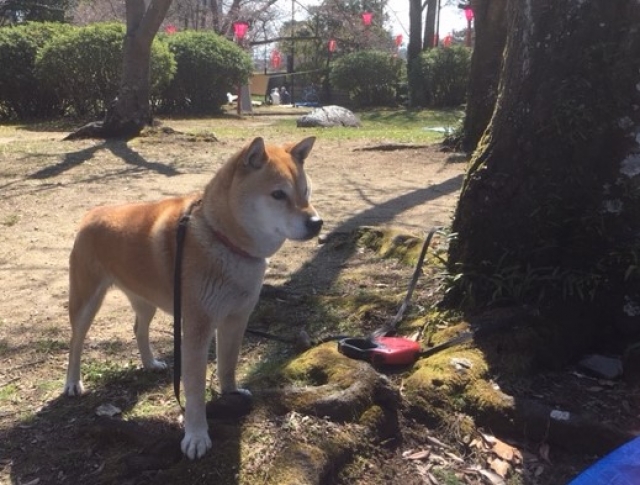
[0, 22, 469, 119]
[330, 46, 470, 109]
[330, 50, 406, 108]
[415, 46, 471, 108]
[0, 22, 252, 120]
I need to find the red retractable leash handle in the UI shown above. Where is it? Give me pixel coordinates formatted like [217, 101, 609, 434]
[338, 228, 437, 367]
[338, 332, 474, 366]
[338, 337, 422, 366]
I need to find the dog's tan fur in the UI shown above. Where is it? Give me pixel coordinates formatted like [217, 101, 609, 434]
[63, 137, 322, 459]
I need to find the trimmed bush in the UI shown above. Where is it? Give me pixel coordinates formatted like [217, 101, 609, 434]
[35, 22, 175, 118]
[417, 46, 471, 107]
[330, 51, 405, 108]
[160, 31, 253, 114]
[0, 22, 72, 119]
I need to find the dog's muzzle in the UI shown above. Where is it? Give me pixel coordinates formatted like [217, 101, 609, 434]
[305, 216, 323, 238]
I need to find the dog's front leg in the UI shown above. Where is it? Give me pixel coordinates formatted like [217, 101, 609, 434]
[216, 311, 252, 397]
[181, 318, 214, 460]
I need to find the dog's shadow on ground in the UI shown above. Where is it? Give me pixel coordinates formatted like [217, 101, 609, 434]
[1, 364, 247, 484]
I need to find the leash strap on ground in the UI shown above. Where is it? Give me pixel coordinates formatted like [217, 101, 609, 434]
[173, 201, 201, 411]
[372, 226, 440, 338]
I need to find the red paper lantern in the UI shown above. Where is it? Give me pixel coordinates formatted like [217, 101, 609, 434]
[443, 34, 453, 47]
[394, 34, 403, 47]
[165, 24, 177, 35]
[328, 39, 337, 53]
[361, 11, 373, 26]
[463, 6, 474, 22]
[233, 21, 249, 41]
[270, 49, 282, 69]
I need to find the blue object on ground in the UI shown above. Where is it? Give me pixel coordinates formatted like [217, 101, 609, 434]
[294, 101, 321, 108]
[568, 436, 640, 485]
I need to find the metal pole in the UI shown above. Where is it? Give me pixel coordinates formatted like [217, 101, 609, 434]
[290, 0, 295, 104]
[435, 0, 441, 46]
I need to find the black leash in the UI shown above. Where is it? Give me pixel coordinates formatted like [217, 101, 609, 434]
[371, 226, 441, 338]
[173, 200, 201, 411]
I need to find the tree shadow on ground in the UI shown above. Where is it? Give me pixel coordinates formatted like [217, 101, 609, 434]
[280, 173, 464, 294]
[251, 172, 465, 370]
[27, 140, 180, 180]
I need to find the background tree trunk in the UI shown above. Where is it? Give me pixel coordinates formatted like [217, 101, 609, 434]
[422, 0, 438, 50]
[407, 0, 425, 107]
[459, 0, 506, 152]
[65, 0, 173, 140]
[448, 0, 640, 346]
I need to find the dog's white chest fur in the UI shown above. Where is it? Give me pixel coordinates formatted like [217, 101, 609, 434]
[193, 241, 267, 320]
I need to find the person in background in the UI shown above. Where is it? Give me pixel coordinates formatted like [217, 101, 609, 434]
[280, 86, 290, 105]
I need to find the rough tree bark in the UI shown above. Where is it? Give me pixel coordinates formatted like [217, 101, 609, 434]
[65, 0, 173, 140]
[448, 0, 640, 343]
[459, 0, 506, 152]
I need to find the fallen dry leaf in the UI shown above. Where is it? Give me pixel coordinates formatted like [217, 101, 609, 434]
[489, 457, 511, 477]
[470, 437, 488, 450]
[429, 453, 448, 465]
[464, 465, 506, 485]
[492, 438, 522, 463]
[479, 431, 497, 444]
[478, 468, 507, 485]
[95, 403, 122, 417]
[445, 451, 464, 463]
[404, 450, 430, 461]
[426, 435, 451, 449]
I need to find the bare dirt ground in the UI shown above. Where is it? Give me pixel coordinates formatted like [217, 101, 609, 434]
[0, 114, 637, 485]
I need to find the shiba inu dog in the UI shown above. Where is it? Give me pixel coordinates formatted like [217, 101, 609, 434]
[63, 137, 322, 459]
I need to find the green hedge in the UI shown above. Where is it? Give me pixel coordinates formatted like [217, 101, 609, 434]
[416, 46, 471, 107]
[0, 23, 253, 120]
[0, 22, 72, 119]
[35, 22, 175, 118]
[330, 50, 405, 107]
[160, 31, 253, 114]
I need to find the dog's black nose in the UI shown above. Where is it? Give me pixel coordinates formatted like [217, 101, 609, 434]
[306, 216, 323, 236]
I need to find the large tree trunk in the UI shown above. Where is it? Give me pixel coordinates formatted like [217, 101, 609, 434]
[447, 0, 640, 343]
[459, 0, 506, 152]
[65, 0, 172, 140]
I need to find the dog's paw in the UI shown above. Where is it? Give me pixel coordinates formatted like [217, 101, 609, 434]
[181, 431, 212, 460]
[63, 380, 85, 397]
[143, 359, 168, 371]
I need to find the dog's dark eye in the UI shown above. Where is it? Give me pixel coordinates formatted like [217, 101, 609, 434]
[271, 190, 287, 201]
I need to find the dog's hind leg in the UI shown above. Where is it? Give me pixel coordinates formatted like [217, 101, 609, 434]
[127, 295, 166, 371]
[64, 256, 109, 396]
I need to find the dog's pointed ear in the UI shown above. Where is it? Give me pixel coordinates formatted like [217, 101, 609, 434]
[288, 136, 316, 165]
[244, 137, 268, 169]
